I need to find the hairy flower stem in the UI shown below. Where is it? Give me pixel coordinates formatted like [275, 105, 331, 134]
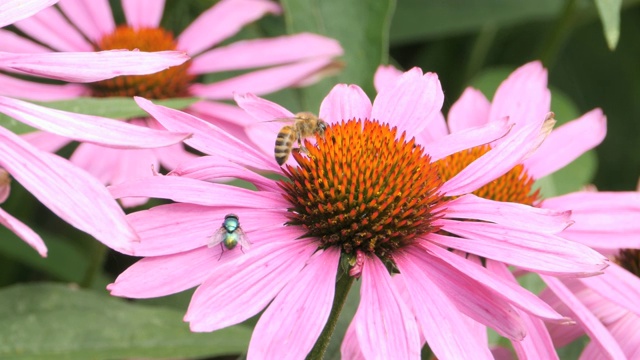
[307, 272, 355, 359]
[80, 242, 107, 288]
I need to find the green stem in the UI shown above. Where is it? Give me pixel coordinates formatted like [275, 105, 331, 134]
[79, 241, 107, 288]
[464, 23, 497, 83]
[539, 0, 578, 67]
[306, 272, 355, 360]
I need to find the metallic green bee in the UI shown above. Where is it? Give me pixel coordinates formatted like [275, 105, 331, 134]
[208, 214, 250, 259]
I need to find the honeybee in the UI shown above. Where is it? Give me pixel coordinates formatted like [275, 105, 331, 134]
[208, 214, 250, 259]
[273, 112, 328, 165]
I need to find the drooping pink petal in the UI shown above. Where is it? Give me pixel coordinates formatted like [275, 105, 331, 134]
[13, 5, 92, 51]
[524, 109, 606, 179]
[57, 0, 115, 43]
[177, 0, 281, 55]
[0, 206, 47, 257]
[0, 73, 87, 100]
[135, 97, 276, 171]
[122, 0, 165, 29]
[353, 255, 420, 359]
[0, 50, 189, 82]
[541, 191, 640, 249]
[416, 111, 449, 144]
[440, 118, 547, 196]
[541, 275, 626, 359]
[447, 87, 491, 133]
[604, 312, 640, 359]
[191, 33, 342, 74]
[249, 248, 340, 359]
[318, 84, 372, 124]
[340, 323, 366, 360]
[423, 242, 567, 322]
[185, 238, 316, 332]
[109, 175, 288, 208]
[371, 67, 444, 136]
[579, 263, 640, 316]
[373, 64, 403, 93]
[432, 220, 607, 276]
[190, 58, 335, 100]
[234, 92, 294, 122]
[0, 29, 51, 52]
[395, 250, 494, 359]
[108, 247, 217, 297]
[21, 131, 70, 153]
[188, 99, 261, 127]
[0, 96, 190, 148]
[423, 119, 511, 161]
[169, 156, 281, 192]
[488, 61, 550, 135]
[0, 126, 137, 253]
[127, 203, 292, 256]
[0, 0, 58, 28]
[444, 194, 572, 233]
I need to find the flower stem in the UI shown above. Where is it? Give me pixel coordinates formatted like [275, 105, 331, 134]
[539, 0, 578, 67]
[307, 272, 355, 360]
[80, 241, 107, 288]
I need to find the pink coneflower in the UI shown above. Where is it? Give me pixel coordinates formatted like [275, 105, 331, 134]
[108, 68, 608, 359]
[0, 0, 191, 256]
[372, 62, 640, 358]
[2, 0, 342, 206]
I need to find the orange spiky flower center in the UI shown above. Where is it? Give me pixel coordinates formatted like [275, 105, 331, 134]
[615, 249, 640, 278]
[279, 119, 446, 261]
[436, 144, 541, 206]
[89, 26, 193, 99]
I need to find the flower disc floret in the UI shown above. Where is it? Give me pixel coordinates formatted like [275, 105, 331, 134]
[279, 119, 446, 261]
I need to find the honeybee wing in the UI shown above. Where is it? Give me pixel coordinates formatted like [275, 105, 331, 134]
[235, 227, 251, 250]
[261, 117, 297, 124]
[207, 227, 228, 248]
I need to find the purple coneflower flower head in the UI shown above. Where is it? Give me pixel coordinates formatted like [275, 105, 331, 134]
[107, 68, 608, 359]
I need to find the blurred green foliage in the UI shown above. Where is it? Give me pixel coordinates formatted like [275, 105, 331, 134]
[2, 0, 639, 359]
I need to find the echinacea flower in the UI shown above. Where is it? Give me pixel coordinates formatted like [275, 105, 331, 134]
[0, 0, 191, 256]
[107, 68, 608, 359]
[373, 62, 640, 358]
[2, 0, 342, 206]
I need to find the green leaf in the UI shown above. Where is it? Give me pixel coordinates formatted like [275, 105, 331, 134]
[32, 97, 200, 119]
[0, 114, 36, 134]
[594, 0, 622, 50]
[280, 0, 396, 110]
[0, 283, 251, 360]
[391, 0, 562, 44]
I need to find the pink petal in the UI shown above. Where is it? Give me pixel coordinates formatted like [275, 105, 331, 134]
[433, 220, 608, 276]
[524, 108, 606, 179]
[135, 97, 276, 171]
[177, 0, 281, 55]
[13, 5, 92, 51]
[248, 248, 340, 358]
[152, 142, 198, 171]
[423, 118, 511, 161]
[0, 29, 51, 53]
[234, 92, 294, 122]
[371, 68, 444, 136]
[0, 126, 137, 253]
[579, 263, 640, 316]
[542, 191, 640, 249]
[189, 58, 335, 100]
[0, 96, 190, 148]
[191, 33, 342, 74]
[373, 64, 403, 93]
[0, 50, 189, 83]
[127, 203, 291, 256]
[109, 175, 288, 208]
[541, 275, 626, 359]
[489, 61, 551, 136]
[108, 247, 217, 298]
[122, 0, 165, 29]
[0, 0, 58, 28]
[340, 323, 367, 360]
[424, 242, 567, 322]
[354, 256, 421, 359]
[444, 194, 572, 233]
[0, 73, 87, 100]
[605, 312, 640, 358]
[188, 99, 261, 127]
[396, 247, 516, 356]
[440, 118, 549, 196]
[21, 131, 70, 153]
[169, 156, 281, 192]
[0, 206, 47, 257]
[318, 84, 372, 124]
[416, 111, 449, 144]
[447, 87, 491, 133]
[185, 238, 316, 331]
[57, 0, 115, 43]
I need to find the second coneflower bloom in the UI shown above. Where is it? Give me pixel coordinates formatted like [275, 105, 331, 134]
[107, 69, 607, 359]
